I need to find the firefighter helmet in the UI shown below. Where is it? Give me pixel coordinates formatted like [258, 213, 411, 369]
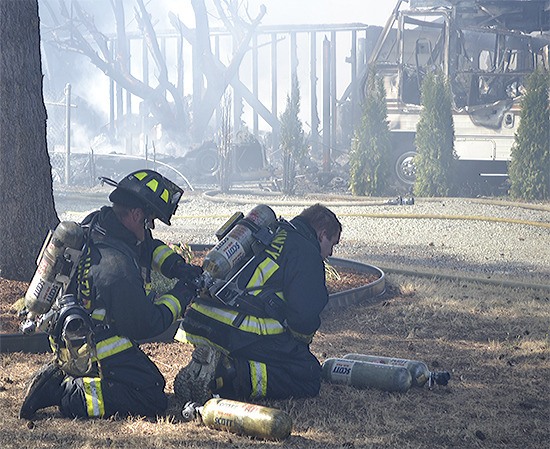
[108, 170, 183, 225]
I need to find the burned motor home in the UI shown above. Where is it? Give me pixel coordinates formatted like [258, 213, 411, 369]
[366, 0, 550, 189]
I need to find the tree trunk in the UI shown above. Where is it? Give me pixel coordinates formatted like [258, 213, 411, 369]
[0, 0, 59, 281]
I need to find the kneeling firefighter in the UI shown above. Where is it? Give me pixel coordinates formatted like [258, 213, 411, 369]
[174, 203, 342, 405]
[19, 169, 202, 420]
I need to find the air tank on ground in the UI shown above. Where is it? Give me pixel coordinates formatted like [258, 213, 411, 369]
[191, 397, 292, 440]
[343, 353, 451, 387]
[322, 358, 413, 393]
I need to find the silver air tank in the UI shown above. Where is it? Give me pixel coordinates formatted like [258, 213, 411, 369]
[201, 204, 277, 282]
[322, 358, 413, 393]
[343, 353, 451, 387]
[23, 221, 84, 319]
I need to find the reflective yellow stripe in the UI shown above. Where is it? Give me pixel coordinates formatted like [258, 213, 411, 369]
[91, 308, 106, 321]
[173, 327, 188, 343]
[144, 281, 152, 295]
[160, 189, 169, 203]
[155, 294, 182, 321]
[246, 257, 279, 293]
[95, 336, 133, 360]
[134, 171, 148, 181]
[83, 377, 105, 417]
[191, 303, 285, 335]
[146, 178, 159, 192]
[238, 315, 285, 335]
[176, 332, 227, 355]
[48, 335, 56, 353]
[250, 360, 267, 398]
[152, 245, 173, 272]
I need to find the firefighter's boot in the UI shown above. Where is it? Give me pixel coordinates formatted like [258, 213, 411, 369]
[211, 353, 237, 398]
[173, 345, 222, 405]
[19, 362, 65, 419]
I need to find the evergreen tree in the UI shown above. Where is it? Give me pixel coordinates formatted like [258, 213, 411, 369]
[508, 69, 550, 201]
[349, 68, 391, 196]
[217, 92, 232, 193]
[414, 71, 456, 197]
[279, 74, 307, 195]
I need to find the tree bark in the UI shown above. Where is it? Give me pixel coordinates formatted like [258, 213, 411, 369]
[0, 0, 59, 281]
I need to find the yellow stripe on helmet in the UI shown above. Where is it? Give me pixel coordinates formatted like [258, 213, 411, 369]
[146, 179, 159, 192]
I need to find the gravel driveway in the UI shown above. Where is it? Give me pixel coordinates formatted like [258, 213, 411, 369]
[54, 186, 550, 287]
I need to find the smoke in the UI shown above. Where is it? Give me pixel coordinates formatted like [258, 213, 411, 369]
[39, 0, 398, 157]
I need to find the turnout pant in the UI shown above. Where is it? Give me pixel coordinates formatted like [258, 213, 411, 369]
[59, 376, 167, 418]
[218, 335, 322, 400]
[58, 347, 168, 418]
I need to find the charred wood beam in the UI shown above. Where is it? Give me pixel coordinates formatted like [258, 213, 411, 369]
[135, 0, 168, 83]
[134, 0, 186, 123]
[49, 1, 183, 133]
[168, 12, 195, 45]
[69, 0, 111, 62]
[196, 6, 270, 138]
[112, 0, 129, 75]
[174, 1, 269, 139]
[212, 0, 242, 41]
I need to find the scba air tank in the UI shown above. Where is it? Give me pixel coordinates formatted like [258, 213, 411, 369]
[343, 353, 451, 387]
[202, 204, 277, 281]
[322, 358, 413, 393]
[198, 398, 292, 440]
[24, 221, 85, 317]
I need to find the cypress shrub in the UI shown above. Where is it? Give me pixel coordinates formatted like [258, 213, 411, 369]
[508, 69, 550, 201]
[349, 68, 391, 196]
[280, 74, 307, 195]
[413, 71, 456, 197]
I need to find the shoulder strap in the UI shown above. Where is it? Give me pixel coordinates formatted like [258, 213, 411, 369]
[92, 232, 137, 260]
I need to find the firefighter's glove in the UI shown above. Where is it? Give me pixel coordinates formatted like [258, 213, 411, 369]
[172, 279, 198, 311]
[172, 261, 203, 286]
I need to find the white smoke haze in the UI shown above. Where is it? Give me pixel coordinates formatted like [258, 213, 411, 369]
[39, 1, 400, 158]
[157, 1, 397, 28]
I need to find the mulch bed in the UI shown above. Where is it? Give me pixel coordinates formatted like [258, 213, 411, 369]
[0, 268, 377, 335]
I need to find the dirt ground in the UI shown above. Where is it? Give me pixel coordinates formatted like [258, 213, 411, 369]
[1, 189, 550, 448]
[1, 269, 549, 449]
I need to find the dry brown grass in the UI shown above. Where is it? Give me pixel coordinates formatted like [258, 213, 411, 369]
[1, 274, 549, 449]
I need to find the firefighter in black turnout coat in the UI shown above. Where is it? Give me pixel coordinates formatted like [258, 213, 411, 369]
[175, 204, 342, 402]
[19, 170, 202, 420]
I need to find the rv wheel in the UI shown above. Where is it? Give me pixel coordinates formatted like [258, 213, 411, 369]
[394, 151, 417, 186]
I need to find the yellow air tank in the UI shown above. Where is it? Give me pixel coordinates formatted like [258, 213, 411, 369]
[197, 398, 292, 440]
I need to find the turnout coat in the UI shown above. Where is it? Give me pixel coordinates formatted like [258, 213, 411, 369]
[180, 216, 329, 399]
[58, 206, 191, 418]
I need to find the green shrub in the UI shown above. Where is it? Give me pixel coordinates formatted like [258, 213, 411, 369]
[349, 68, 391, 196]
[280, 74, 307, 195]
[508, 70, 550, 201]
[413, 71, 456, 197]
